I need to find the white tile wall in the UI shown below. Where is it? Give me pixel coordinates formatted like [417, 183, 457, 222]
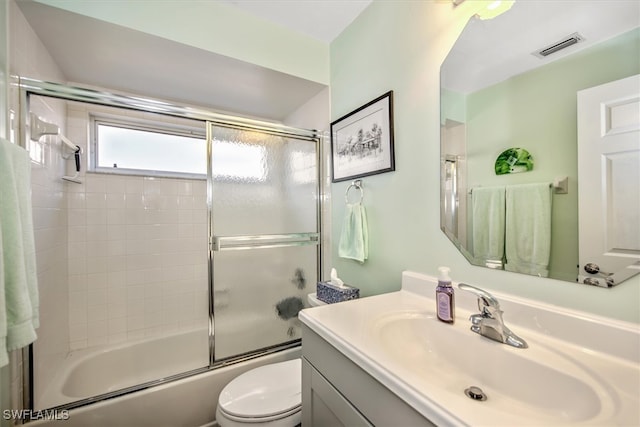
[10, 1, 211, 408]
[10, 0, 211, 402]
[64, 102, 209, 351]
[9, 0, 69, 411]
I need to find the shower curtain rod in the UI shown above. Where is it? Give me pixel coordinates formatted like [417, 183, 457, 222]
[14, 76, 320, 141]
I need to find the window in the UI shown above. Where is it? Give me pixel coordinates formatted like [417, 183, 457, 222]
[90, 116, 206, 178]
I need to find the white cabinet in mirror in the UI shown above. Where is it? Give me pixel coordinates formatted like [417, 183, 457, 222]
[440, 0, 640, 286]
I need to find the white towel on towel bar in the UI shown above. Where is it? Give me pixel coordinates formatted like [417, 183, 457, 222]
[338, 202, 369, 263]
[0, 138, 40, 367]
[471, 186, 505, 268]
[505, 183, 552, 277]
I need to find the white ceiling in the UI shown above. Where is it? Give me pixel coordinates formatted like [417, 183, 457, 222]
[220, 0, 372, 43]
[442, 0, 640, 94]
[17, 0, 371, 121]
[23, 0, 635, 117]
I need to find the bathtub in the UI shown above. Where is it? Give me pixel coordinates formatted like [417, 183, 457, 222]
[31, 330, 301, 427]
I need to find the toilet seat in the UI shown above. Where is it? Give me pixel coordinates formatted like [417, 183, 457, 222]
[218, 405, 300, 423]
[217, 359, 301, 423]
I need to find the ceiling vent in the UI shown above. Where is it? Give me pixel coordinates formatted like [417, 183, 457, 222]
[533, 32, 584, 58]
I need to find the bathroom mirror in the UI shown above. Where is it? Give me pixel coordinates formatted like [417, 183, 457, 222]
[440, 1, 640, 286]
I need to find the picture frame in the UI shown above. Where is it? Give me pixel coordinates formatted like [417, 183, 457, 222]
[330, 91, 395, 182]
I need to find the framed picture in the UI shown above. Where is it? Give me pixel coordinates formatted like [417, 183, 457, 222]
[330, 91, 395, 182]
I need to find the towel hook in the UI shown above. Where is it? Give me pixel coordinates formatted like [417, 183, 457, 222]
[345, 180, 364, 204]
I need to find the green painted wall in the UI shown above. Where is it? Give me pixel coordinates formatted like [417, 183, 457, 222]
[330, 1, 640, 323]
[22, 0, 640, 323]
[465, 28, 640, 282]
[441, 88, 466, 125]
[34, 0, 329, 85]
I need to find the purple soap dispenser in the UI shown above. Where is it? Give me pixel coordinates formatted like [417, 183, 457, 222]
[436, 266, 455, 324]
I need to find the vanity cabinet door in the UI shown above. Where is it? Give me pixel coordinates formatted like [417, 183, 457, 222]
[301, 324, 434, 426]
[302, 357, 372, 427]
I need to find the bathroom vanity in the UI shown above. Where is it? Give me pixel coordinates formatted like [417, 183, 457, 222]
[299, 271, 640, 426]
[301, 324, 431, 426]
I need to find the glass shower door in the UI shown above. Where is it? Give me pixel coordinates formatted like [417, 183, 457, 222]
[209, 123, 320, 361]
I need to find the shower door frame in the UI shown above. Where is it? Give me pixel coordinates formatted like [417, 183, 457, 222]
[15, 76, 323, 412]
[206, 120, 322, 365]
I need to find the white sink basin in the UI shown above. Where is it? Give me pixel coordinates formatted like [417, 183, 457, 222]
[372, 311, 608, 424]
[299, 271, 640, 426]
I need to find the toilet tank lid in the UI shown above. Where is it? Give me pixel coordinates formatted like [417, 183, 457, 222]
[218, 359, 302, 418]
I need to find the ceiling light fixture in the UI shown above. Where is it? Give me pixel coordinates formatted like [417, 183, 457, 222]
[476, 0, 515, 20]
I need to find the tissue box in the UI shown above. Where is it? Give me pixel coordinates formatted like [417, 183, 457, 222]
[316, 281, 359, 304]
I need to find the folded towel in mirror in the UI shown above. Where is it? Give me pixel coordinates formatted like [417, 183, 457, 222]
[505, 183, 552, 277]
[472, 186, 505, 268]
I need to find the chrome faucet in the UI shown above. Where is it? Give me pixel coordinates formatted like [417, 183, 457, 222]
[458, 283, 528, 349]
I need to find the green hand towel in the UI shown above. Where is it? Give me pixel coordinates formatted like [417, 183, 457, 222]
[0, 138, 39, 367]
[471, 186, 505, 268]
[338, 203, 369, 263]
[505, 183, 552, 277]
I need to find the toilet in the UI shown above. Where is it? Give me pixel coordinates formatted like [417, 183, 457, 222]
[216, 359, 302, 427]
[215, 294, 325, 427]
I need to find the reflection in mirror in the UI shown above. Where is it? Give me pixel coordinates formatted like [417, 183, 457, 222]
[440, 1, 640, 286]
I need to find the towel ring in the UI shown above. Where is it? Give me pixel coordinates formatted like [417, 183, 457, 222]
[345, 180, 364, 204]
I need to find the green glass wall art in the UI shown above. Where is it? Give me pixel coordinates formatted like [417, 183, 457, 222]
[495, 147, 534, 175]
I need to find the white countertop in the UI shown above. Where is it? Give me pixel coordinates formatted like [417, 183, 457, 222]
[299, 271, 640, 426]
